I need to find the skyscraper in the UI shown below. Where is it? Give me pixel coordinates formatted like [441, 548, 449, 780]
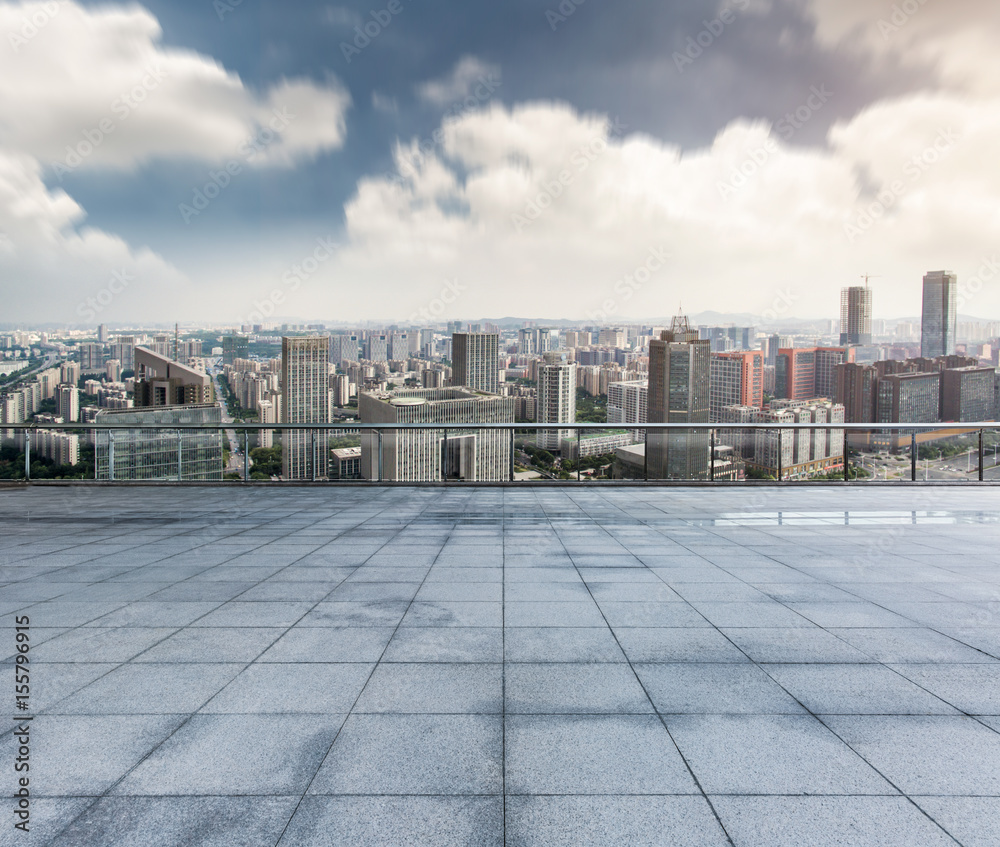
[710, 351, 764, 421]
[452, 332, 500, 394]
[921, 270, 958, 358]
[281, 335, 331, 480]
[536, 351, 576, 451]
[222, 335, 249, 366]
[840, 286, 873, 346]
[647, 314, 710, 479]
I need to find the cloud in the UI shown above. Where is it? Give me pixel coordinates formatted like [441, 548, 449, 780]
[0, 0, 351, 322]
[416, 56, 502, 108]
[328, 93, 1000, 322]
[0, 1, 350, 173]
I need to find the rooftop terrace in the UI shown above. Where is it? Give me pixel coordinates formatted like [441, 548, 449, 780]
[2, 485, 1000, 846]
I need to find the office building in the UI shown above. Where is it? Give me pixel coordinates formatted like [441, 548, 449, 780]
[281, 335, 331, 480]
[452, 333, 500, 395]
[331, 446, 362, 480]
[836, 363, 877, 423]
[536, 352, 577, 451]
[607, 380, 648, 443]
[710, 351, 763, 422]
[840, 286, 873, 346]
[921, 270, 958, 358]
[647, 314, 711, 480]
[359, 387, 514, 482]
[222, 336, 249, 366]
[776, 347, 850, 401]
[79, 343, 104, 371]
[941, 367, 995, 422]
[133, 348, 213, 407]
[331, 334, 360, 364]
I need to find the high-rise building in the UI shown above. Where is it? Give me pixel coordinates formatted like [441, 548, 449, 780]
[60, 362, 81, 386]
[840, 286, 873, 346]
[359, 387, 514, 481]
[79, 343, 104, 371]
[364, 334, 389, 363]
[222, 336, 249, 366]
[921, 270, 958, 358]
[710, 351, 763, 421]
[775, 347, 850, 400]
[836, 363, 877, 423]
[701, 326, 756, 352]
[536, 351, 577, 451]
[331, 334, 360, 364]
[97, 324, 108, 343]
[281, 335, 331, 480]
[607, 380, 648, 443]
[647, 314, 710, 479]
[877, 372, 941, 424]
[57, 384, 79, 423]
[451, 333, 499, 395]
[941, 367, 995, 422]
[133, 348, 213, 407]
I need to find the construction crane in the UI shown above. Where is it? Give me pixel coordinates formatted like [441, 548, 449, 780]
[860, 274, 881, 288]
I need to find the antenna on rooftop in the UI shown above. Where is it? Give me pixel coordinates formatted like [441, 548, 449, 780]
[173, 322, 179, 361]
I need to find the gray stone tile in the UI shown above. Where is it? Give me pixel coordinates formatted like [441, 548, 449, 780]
[506, 664, 654, 714]
[49, 797, 298, 847]
[789, 602, 919, 628]
[666, 715, 894, 795]
[201, 663, 374, 713]
[636, 664, 807, 715]
[504, 626, 625, 663]
[278, 796, 503, 847]
[134, 628, 282, 663]
[886, 664, 1000, 714]
[692, 602, 814, 628]
[310, 714, 502, 794]
[915, 798, 1000, 847]
[505, 602, 607, 628]
[0, 798, 94, 847]
[829, 627, 999, 663]
[714, 797, 958, 847]
[113, 714, 344, 795]
[258, 627, 395, 662]
[28, 627, 178, 663]
[504, 582, 593, 602]
[324, 581, 420, 601]
[721, 628, 872, 663]
[55, 663, 243, 714]
[505, 715, 697, 794]
[823, 715, 1000, 795]
[0, 715, 183, 796]
[417, 582, 503, 602]
[505, 796, 730, 847]
[354, 663, 502, 713]
[382, 627, 503, 663]
[299, 600, 411, 627]
[15, 663, 118, 712]
[616, 628, 749, 663]
[765, 664, 958, 715]
[85, 602, 222, 628]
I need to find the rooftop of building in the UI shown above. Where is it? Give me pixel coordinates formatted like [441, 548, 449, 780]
[3, 484, 999, 844]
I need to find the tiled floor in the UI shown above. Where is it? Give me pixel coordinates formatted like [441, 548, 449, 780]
[1, 485, 1000, 846]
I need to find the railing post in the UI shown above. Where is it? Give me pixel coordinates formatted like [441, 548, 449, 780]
[509, 429, 515, 483]
[311, 429, 317, 482]
[911, 432, 917, 482]
[377, 429, 383, 483]
[109, 431, 115, 482]
[844, 442, 850, 483]
[777, 430, 782, 483]
[24, 430, 30, 481]
[577, 429, 581, 482]
[243, 430, 249, 481]
[643, 432, 648, 482]
[979, 430, 985, 482]
[443, 428, 449, 483]
[710, 428, 715, 483]
[177, 430, 183, 482]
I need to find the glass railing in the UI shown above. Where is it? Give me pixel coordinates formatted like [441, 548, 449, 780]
[1, 422, 998, 484]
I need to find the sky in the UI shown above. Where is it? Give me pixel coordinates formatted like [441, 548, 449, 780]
[0, 0, 998, 326]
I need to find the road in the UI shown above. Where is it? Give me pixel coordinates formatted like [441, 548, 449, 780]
[209, 362, 251, 479]
[856, 448, 1000, 482]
